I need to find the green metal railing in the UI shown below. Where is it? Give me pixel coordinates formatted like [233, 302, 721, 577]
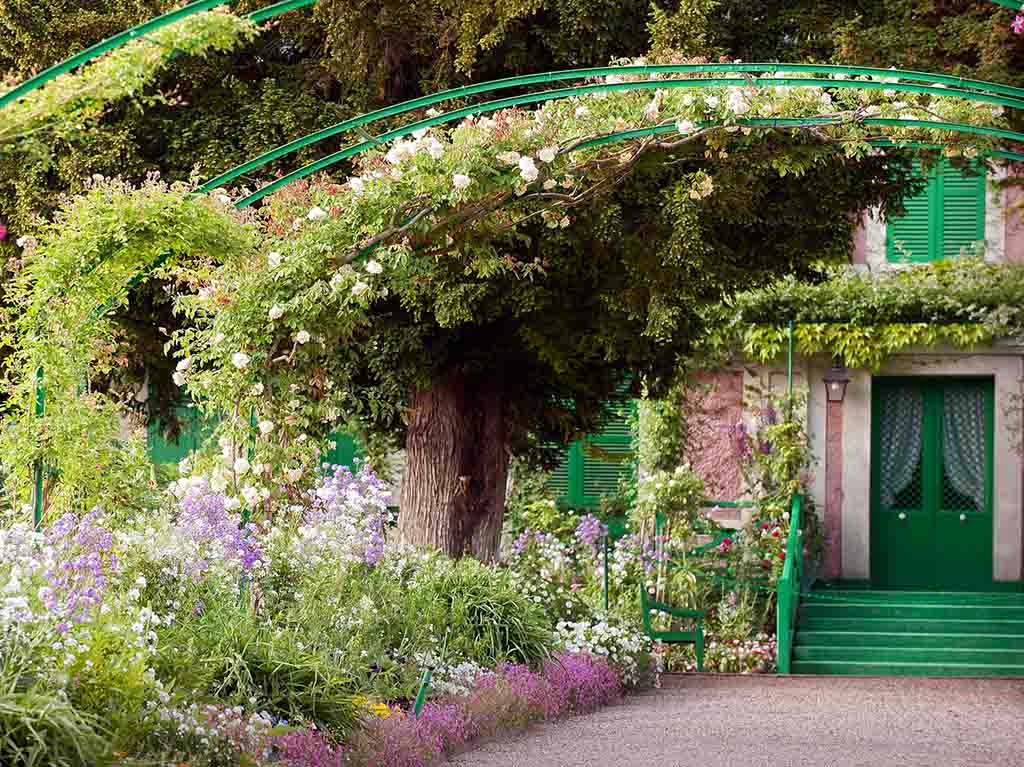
[776, 493, 804, 674]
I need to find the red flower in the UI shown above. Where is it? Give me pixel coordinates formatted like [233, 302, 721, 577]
[771, 529, 780, 538]
[761, 522, 770, 530]
[761, 559, 771, 569]
[777, 551, 786, 561]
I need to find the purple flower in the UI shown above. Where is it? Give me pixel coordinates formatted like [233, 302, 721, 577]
[175, 487, 263, 575]
[575, 514, 607, 551]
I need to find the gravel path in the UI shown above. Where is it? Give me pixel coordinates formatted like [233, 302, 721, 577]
[447, 674, 1024, 767]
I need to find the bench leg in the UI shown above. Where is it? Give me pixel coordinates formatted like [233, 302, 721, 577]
[695, 625, 704, 672]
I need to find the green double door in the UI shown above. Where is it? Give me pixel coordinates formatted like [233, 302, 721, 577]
[871, 377, 994, 590]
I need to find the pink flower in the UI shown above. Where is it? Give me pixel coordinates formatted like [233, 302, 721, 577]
[0, 221, 6, 240]
[1014, 14, 1024, 34]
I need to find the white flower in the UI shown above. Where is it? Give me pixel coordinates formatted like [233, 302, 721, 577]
[231, 352, 250, 369]
[351, 281, 370, 296]
[216, 194, 232, 205]
[295, 330, 311, 345]
[268, 251, 283, 268]
[251, 382, 265, 396]
[452, 174, 472, 190]
[820, 92, 833, 108]
[349, 177, 365, 194]
[519, 156, 539, 183]
[497, 151, 521, 166]
[241, 486, 260, 506]
[574, 106, 589, 117]
[682, 94, 695, 106]
[176, 357, 193, 372]
[365, 260, 383, 274]
[172, 371, 187, 387]
[538, 146, 558, 163]
[234, 457, 251, 475]
[307, 207, 327, 221]
[559, 216, 570, 228]
[286, 467, 303, 483]
[258, 420, 275, 435]
[726, 88, 750, 115]
[423, 137, 444, 160]
[210, 470, 228, 493]
[676, 119, 695, 134]
[412, 128, 428, 139]
[224, 496, 241, 511]
[543, 179, 557, 190]
[705, 95, 720, 109]
[268, 304, 284, 320]
[15, 236, 28, 247]
[426, 107, 440, 117]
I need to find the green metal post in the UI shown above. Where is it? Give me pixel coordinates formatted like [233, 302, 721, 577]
[603, 534, 610, 612]
[786, 320, 794, 398]
[413, 668, 432, 717]
[32, 367, 45, 529]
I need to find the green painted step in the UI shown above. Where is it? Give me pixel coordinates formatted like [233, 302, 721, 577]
[798, 616, 1024, 634]
[800, 602, 1024, 620]
[805, 590, 1024, 605]
[791, 660, 1024, 677]
[794, 645, 1024, 664]
[795, 631, 1024, 650]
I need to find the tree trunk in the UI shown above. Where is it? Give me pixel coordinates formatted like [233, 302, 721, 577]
[398, 371, 509, 561]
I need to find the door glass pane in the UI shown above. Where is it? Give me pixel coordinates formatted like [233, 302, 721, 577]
[942, 387, 986, 513]
[877, 386, 924, 511]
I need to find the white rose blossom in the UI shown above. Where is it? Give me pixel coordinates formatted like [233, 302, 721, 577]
[352, 281, 370, 296]
[268, 305, 284, 320]
[307, 206, 328, 221]
[234, 457, 251, 475]
[518, 156, 539, 182]
[295, 330, 311, 345]
[286, 467, 303, 483]
[452, 174, 472, 190]
[538, 146, 558, 163]
[268, 251, 283, 268]
[349, 177, 365, 194]
[176, 357, 192, 372]
[231, 352, 250, 369]
[258, 420, 275, 435]
[365, 260, 383, 274]
[251, 382, 265, 396]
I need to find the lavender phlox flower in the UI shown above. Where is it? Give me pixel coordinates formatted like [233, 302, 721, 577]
[575, 514, 607, 552]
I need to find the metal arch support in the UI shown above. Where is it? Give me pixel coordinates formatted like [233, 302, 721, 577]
[0, 0, 322, 111]
[201, 63, 1024, 197]
[989, 0, 1021, 9]
[224, 78, 1024, 208]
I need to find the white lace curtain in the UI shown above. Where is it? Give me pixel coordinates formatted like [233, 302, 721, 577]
[878, 387, 923, 509]
[943, 387, 986, 513]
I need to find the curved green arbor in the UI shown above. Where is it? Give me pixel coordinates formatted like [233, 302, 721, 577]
[0, 0, 322, 110]
[197, 62, 1024, 206]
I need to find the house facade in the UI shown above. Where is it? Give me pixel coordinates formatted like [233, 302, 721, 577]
[688, 159, 1024, 591]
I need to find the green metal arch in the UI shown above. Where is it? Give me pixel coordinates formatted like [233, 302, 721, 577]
[0, 0, 320, 110]
[222, 75, 1024, 208]
[990, 0, 1020, 10]
[201, 63, 1024, 198]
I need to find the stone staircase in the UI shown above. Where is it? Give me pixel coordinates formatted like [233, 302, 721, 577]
[792, 589, 1024, 676]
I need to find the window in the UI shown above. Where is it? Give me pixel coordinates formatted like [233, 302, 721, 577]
[886, 159, 986, 263]
[546, 399, 636, 509]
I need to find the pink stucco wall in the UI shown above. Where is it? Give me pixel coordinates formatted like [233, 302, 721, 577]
[683, 371, 744, 512]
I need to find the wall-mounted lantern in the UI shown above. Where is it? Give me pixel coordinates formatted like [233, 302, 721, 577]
[823, 364, 850, 403]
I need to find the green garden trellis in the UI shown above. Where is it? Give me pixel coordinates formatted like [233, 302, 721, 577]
[9, 6, 1024, 525]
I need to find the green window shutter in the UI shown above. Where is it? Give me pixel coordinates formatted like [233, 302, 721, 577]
[887, 161, 935, 263]
[323, 430, 365, 471]
[148, 401, 212, 466]
[939, 160, 986, 259]
[547, 400, 636, 509]
[887, 160, 986, 263]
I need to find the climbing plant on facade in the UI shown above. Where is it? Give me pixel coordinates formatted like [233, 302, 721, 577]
[703, 256, 1024, 370]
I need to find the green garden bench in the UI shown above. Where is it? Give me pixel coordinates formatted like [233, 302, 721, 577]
[640, 585, 705, 672]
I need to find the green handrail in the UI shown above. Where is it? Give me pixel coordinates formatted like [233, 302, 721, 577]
[213, 74, 1024, 204]
[0, 0, 321, 111]
[776, 493, 803, 674]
